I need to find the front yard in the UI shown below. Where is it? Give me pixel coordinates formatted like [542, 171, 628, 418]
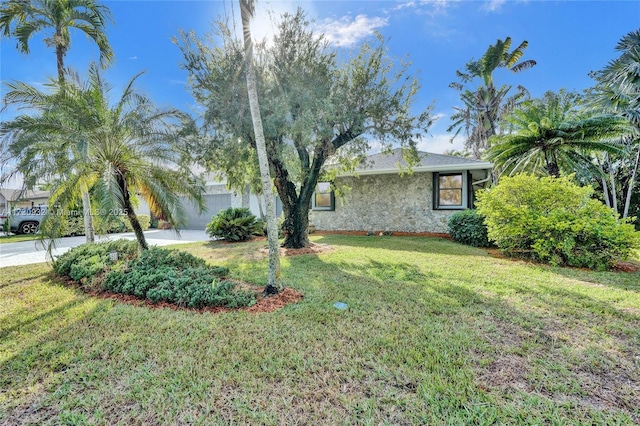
[1, 235, 639, 424]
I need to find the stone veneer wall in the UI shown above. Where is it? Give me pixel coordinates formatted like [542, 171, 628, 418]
[309, 172, 456, 234]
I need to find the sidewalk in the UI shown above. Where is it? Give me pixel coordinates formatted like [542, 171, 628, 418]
[0, 229, 210, 267]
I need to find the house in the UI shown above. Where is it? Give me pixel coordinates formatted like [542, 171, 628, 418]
[0, 188, 50, 214]
[309, 149, 493, 234]
[178, 174, 282, 230]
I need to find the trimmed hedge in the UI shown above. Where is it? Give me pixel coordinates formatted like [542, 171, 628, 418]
[447, 209, 490, 247]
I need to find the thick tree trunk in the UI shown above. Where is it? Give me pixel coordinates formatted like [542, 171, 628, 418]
[281, 200, 311, 249]
[239, 0, 282, 294]
[81, 189, 95, 243]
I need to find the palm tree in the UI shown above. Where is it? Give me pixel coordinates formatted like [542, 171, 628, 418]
[487, 90, 626, 178]
[449, 37, 536, 159]
[1, 0, 114, 242]
[1, 64, 204, 250]
[0, 0, 114, 82]
[238, 0, 282, 294]
[589, 29, 640, 218]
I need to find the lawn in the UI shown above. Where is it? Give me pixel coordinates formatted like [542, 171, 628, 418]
[0, 233, 39, 244]
[1, 235, 639, 424]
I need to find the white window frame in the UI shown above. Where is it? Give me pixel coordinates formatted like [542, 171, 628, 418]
[312, 182, 335, 211]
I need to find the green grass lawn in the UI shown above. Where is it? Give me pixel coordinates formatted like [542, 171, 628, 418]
[0, 233, 39, 244]
[1, 235, 639, 424]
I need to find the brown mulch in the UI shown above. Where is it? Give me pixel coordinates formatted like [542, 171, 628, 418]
[53, 272, 303, 314]
[612, 261, 640, 273]
[93, 286, 303, 314]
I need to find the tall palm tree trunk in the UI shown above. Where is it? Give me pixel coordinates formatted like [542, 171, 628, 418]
[239, 0, 282, 294]
[81, 188, 95, 242]
[623, 142, 640, 218]
[117, 173, 148, 250]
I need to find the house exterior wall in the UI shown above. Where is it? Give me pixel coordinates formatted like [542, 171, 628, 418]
[310, 172, 456, 234]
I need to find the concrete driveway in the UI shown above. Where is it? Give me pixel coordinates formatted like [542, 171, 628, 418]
[0, 229, 210, 268]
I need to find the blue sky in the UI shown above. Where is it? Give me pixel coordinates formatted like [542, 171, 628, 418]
[1, 0, 639, 156]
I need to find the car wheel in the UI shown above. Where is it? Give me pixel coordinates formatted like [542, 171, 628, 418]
[19, 221, 39, 234]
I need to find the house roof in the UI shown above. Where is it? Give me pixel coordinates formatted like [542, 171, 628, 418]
[0, 188, 50, 202]
[341, 148, 493, 176]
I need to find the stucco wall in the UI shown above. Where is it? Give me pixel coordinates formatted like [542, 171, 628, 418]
[309, 172, 457, 234]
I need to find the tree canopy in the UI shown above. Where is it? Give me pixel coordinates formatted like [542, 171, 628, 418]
[448, 37, 536, 159]
[1, 64, 204, 250]
[175, 9, 433, 248]
[487, 90, 626, 178]
[0, 0, 114, 82]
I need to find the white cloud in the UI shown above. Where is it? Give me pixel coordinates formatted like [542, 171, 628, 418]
[128, 56, 138, 60]
[393, 0, 457, 16]
[316, 15, 389, 47]
[416, 132, 465, 154]
[482, 0, 506, 12]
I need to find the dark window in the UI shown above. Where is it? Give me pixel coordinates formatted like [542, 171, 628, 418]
[312, 182, 335, 211]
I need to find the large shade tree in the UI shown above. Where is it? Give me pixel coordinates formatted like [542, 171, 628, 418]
[487, 90, 626, 178]
[588, 29, 640, 219]
[176, 9, 433, 248]
[448, 37, 536, 159]
[1, 65, 204, 250]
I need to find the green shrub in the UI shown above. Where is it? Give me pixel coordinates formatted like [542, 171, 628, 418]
[53, 240, 140, 284]
[55, 241, 252, 308]
[103, 248, 249, 308]
[447, 209, 490, 247]
[476, 174, 640, 270]
[206, 207, 263, 242]
[41, 212, 151, 237]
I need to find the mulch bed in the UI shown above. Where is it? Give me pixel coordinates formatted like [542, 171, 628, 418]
[93, 286, 303, 314]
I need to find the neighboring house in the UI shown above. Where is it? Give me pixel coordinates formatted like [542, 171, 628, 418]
[0, 188, 50, 214]
[178, 174, 282, 230]
[309, 149, 493, 234]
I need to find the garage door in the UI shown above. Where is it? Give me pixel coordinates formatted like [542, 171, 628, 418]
[180, 194, 231, 230]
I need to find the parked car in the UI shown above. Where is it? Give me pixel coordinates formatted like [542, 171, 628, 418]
[0, 206, 48, 234]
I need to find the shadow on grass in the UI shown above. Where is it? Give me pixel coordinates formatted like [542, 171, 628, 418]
[311, 234, 490, 257]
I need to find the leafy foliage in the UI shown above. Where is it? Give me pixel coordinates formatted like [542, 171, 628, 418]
[176, 9, 433, 248]
[55, 242, 253, 308]
[448, 37, 536, 158]
[0, 0, 114, 81]
[447, 209, 490, 247]
[41, 212, 151, 238]
[1, 64, 204, 251]
[206, 207, 263, 242]
[487, 90, 626, 178]
[103, 248, 249, 308]
[476, 174, 640, 270]
[53, 240, 140, 284]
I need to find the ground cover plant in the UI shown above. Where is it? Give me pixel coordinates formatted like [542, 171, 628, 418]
[1, 235, 639, 424]
[53, 241, 255, 309]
